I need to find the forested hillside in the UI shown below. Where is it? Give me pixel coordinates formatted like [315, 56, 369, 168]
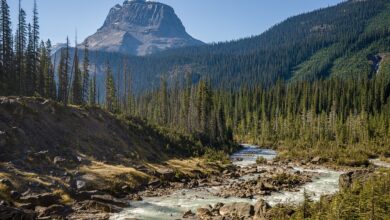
[68, 0, 390, 94]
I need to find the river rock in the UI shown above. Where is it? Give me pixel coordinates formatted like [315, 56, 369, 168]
[311, 157, 323, 164]
[339, 170, 372, 191]
[76, 180, 87, 190]
[196, 207, 212, 219]
[76, 200, 123, 213]
[53, 156, 66, 165]
[219, 202, 254, 218]
[155, 168, 175, 181]
[183, 209, 195, 218]
[254, 199, 271, 220]
[91, 194, 128, 207]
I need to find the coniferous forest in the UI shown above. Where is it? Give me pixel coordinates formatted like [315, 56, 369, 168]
[0, 0, 390, 219]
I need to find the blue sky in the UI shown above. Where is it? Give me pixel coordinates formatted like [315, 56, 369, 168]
[10, 0, 343, 45]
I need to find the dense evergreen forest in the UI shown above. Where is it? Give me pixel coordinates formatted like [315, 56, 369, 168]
[133, 68, 390, 165]
[0, 0, 96, 108]
[1, 0, 390, 158]
[64, 0, 390, 94]
[0, 0, 390, 219]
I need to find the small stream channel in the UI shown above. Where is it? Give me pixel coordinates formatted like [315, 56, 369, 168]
[111, 145, 343, 220]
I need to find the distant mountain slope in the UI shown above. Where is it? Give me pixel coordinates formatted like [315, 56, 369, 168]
[83, 0, 204, 56]
[55, 0, 390, 94]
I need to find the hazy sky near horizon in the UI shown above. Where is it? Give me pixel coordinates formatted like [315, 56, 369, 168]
[9, 0, 344, 45]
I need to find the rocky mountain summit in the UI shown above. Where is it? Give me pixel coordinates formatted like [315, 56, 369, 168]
[83, 0, 204, 56]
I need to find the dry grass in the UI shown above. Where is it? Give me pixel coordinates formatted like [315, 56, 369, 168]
[148, 158, 220, 178]
[53, 189, 73, 205]
[80, 161, 150, 190]
[379, 155, 390, 163]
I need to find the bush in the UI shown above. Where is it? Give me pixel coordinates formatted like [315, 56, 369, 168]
[203, 148, 230, 164]
[256, 156, 267, 164]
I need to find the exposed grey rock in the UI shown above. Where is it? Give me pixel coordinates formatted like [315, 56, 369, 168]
[219, 202, 254, 218]
[254, 199, 271, 220]
[53, 156, 66, 165]
[196, 207, 212, 219]
[76, 180, 87, 190]
[91, 194, 128, 207]
[183, 209, 195, 218]
[20, 193, 60, 207]
[84, 0, 204, 56]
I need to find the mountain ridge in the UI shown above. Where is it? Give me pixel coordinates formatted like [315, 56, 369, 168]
[83, 0, 204, 56]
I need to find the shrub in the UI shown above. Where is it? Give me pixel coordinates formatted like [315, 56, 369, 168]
[256, 156, 267, 164]
[203, 148, 230, 164]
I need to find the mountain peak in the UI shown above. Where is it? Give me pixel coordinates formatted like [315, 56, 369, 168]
[84, 0, 204, 56]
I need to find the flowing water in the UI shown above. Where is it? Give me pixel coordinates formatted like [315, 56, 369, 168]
[111, 145, 342, 220]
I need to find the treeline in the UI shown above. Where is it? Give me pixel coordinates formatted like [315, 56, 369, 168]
[271, 170, 390, 220]
[70, 0, 390, 94]
[0, 0, 55, 98]
[130, 70, 390, 164]
[133, 79, 233, 145]
[0, 0, 95, 107]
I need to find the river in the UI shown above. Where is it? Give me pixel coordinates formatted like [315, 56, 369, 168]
[111, 145, 343, 220]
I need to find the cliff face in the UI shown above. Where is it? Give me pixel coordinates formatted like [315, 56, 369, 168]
[84, 0, 204, 56]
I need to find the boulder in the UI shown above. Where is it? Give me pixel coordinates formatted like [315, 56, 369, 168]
[311, 157, 322, 164]
[196, 207, 212, 219]
[76, 200, 123, 213]
[0, 205, 36, 220]
[155, 168, 175, 181]
[148, 178, 162, 188]
[183, 209, 195, 218]
[219, 202, 254, 218]
[20, 193, 60, 207]
[339, 170, 371, 191]
[53, 156, 66, 165]
[254, 199, 271, 220]
[76, 180, 87, 190]
[91, 194, 128, 207]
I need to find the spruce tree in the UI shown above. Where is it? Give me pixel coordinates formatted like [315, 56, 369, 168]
[0, 0, 13, 94]
[44, 40, 56, 99]
[32, 0, 39, 89]
[82, 42, 89, 104]
[105, 63, 117, 112]
[58, 38, 69, 105]
[71, 44, 82, 105]
[36, 40, 45, 96]
[89, 67, 96, 106]
[15, 1, 27, 95]
[25, 23, 35, 96]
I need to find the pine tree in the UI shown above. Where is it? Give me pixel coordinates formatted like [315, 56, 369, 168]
[25, 23, 35, 96]
[71, 43, 82, 105]
[58, 38, 69, 105]
[32, 0, 39, 91]
[105, 63, 117, 112]
[82, 42, 89, 104]
[44, 40, 56, 99]
[15, 0, 27, 95]
[0, 0, 13, 95]
[89, 67, 96, 106]
[36, 40, 45, 96]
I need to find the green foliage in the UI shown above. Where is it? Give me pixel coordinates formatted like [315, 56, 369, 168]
[67, 0, 390, 94]
[283, 170, 390, 220]
[256, 156, 267, 164]
[203, 148, 230, 164]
